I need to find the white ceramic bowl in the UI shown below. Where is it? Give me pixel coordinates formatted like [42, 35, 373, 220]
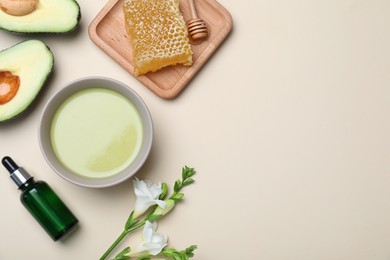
[39, 77, 153, 188]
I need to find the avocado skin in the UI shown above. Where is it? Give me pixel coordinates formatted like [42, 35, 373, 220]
[0, 40, 54, 123]
[0, 0, 81, 34]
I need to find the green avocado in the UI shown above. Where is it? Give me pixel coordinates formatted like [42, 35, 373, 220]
[0, 40, 54, 122]
[0, 0, 80, 33]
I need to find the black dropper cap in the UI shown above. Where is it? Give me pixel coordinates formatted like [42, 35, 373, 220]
[2, 156, 32, 188]
[2, 156, 19, 173]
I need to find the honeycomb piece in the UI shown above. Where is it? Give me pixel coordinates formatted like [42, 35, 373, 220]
[123, 0, 193, 76]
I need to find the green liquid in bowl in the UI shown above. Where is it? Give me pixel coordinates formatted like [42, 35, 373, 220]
[50, 88, 143, 178]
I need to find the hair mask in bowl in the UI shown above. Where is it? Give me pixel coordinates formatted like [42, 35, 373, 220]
[39, 77, 153, 188]
[50, 88, 143, 179]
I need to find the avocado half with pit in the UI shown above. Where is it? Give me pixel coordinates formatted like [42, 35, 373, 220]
[0, 40, 53, 122]
[0, 0, 80, 33]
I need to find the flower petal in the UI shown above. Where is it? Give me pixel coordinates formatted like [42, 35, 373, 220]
[133, 179, 166, 218]
[151, 233, 168, 245]
[130, 221, 168, 256]
[153, 199, 166, 209]
[143, 221, 154, 242]
[144, 242, 167, 256]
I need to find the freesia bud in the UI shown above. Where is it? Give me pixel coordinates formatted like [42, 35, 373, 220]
[148, 199, 175, 222]
[159, 183, 168, 200]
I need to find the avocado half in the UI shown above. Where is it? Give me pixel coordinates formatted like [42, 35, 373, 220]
[0, 0, 80, 33]
[0, 40, 54, 122]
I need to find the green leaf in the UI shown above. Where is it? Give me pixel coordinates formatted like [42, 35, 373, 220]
[182, 178, 194, 187]
[160, 245, 197, 260]
[171, 193, 184, 202]
[184, 166, 196, 179]
[113, 255, 130, 260]
[137, 256, 151, 260]
[184, 245, 197, 257]
[159, 183, 168, 200]
[174, 179, 181, 192]
[125, 211, 135, 230]
[113, 247, 131, 260]
[182, 167, 187, 180]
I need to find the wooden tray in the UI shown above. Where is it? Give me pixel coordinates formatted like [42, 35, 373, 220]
[89, 0, 233, 99]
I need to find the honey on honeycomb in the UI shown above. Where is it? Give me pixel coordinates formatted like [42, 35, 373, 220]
[123, 0, 193, 76]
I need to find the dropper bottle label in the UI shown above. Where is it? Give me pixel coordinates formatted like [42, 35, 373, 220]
[2, 156, 79, 241]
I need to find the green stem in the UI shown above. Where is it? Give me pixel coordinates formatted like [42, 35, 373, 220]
[100, 221, 147, 260]
[100, 230, 127, 260]
[128, 220, 146, 233]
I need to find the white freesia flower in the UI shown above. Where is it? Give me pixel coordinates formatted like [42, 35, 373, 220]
[129, 221, 168, 256]
[133, 178, 166, 218]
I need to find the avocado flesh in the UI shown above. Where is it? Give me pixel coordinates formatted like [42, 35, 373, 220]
[0, 40, 53, 122]
[0, 0, 80, 33]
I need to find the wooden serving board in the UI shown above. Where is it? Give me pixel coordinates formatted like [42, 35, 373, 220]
[89, 0, 233, 99]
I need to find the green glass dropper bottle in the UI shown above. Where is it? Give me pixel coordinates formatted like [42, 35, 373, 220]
[1, 156, 79, 241]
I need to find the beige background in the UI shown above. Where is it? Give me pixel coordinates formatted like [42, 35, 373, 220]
[1, 0, 390, 259]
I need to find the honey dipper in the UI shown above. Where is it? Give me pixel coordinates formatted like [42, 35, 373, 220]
[186, 0, 209, 44]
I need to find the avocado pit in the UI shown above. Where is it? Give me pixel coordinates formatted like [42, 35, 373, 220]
[0, 0, 39, 16]
[0, 71, 20, 105]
